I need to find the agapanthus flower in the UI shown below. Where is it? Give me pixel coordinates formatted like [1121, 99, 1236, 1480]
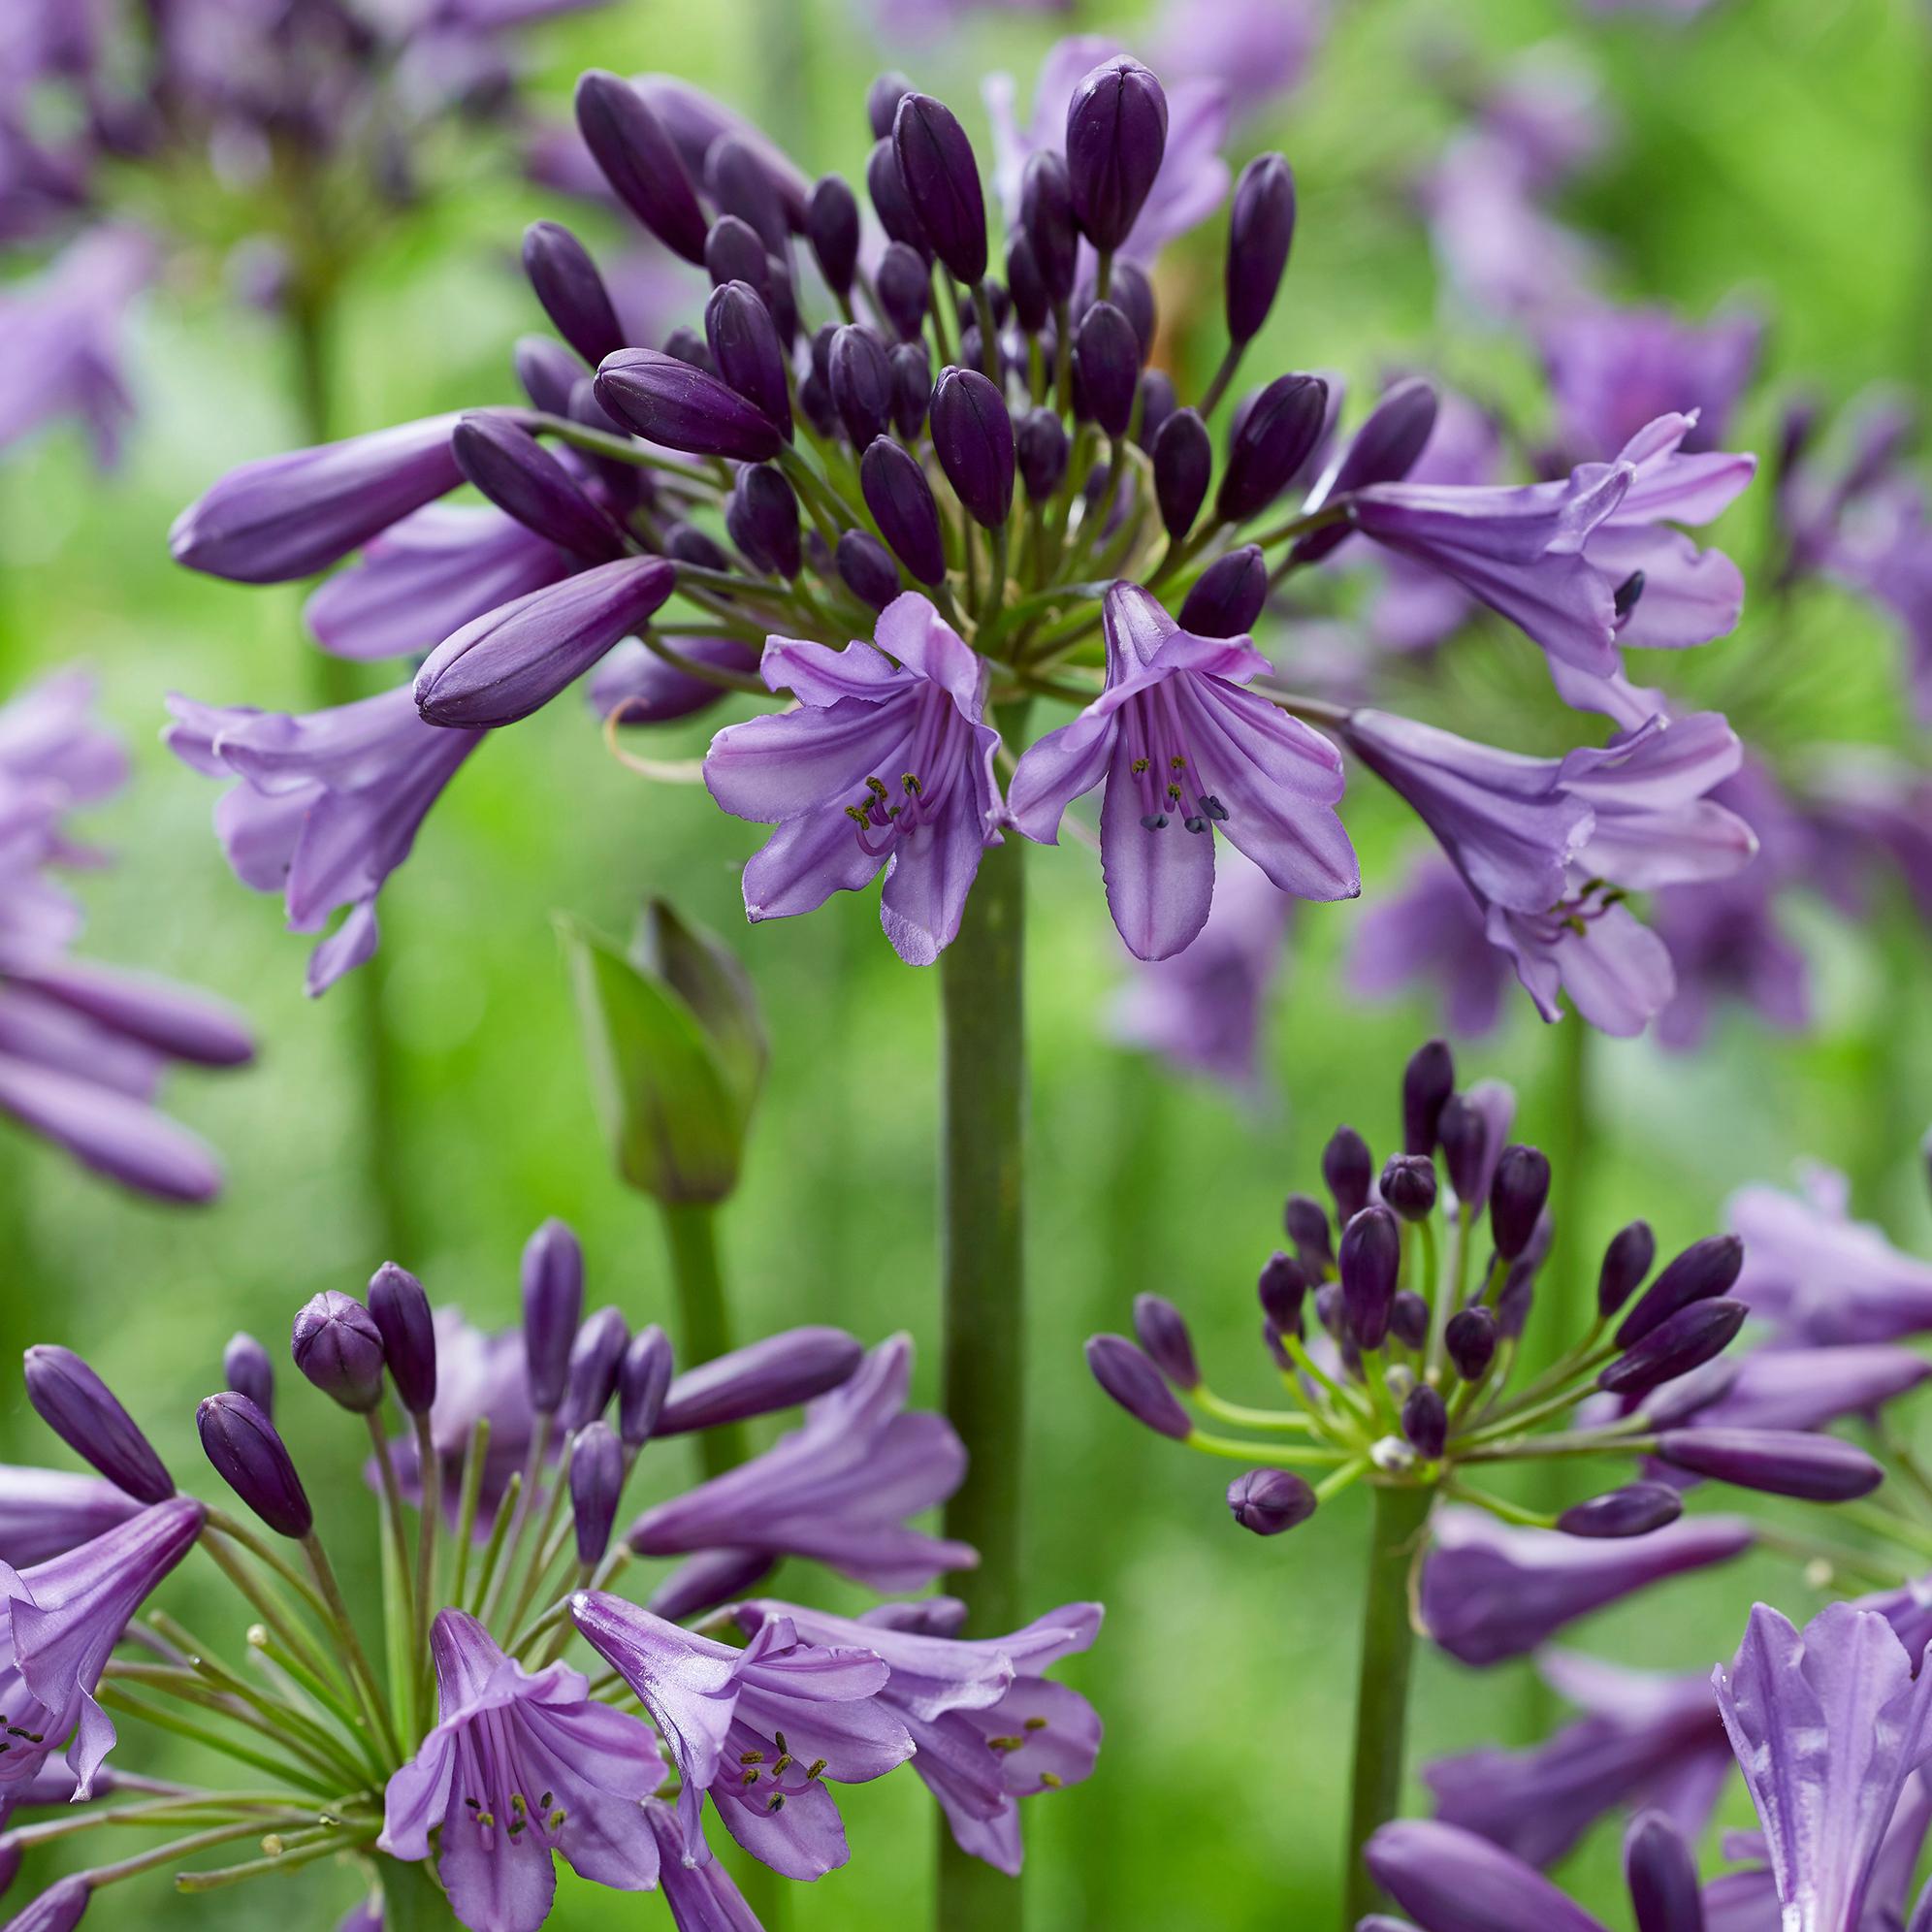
[1346, 853, 1513, 1037]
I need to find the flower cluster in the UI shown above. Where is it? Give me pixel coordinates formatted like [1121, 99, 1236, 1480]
[167, 49, 1755, 1011]
[0, 1220, 1099, 1928]
[0, 672, 253, 1200]
[1085, 1037, 1887, 1543]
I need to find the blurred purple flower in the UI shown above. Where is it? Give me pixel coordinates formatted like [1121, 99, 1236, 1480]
[590, 635, 761, 729]
[1806, 756, 1932, 929]
[1825, 481, 1932, 724]
[1147, 0, 1329, 123]
[1347, 852, 1513, 1037]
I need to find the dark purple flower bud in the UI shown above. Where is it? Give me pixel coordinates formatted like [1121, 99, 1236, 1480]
[574, 71, 708, 265]
[1112, 263, 1157, 363]
[1285, 1192, 1333, 1272]
[1496, 1266, 1535, 1341]
[1295, 379, 1440, 565]
[1598, 1300, 1746, 1400]
[416, 555, 675, 728]
[1216, 373, 1329, 523]
[703, 281, 791, 442]
[644, 1548, 776, 1624]
[658, 1328, 865, 1434]
[514, 335, 581, 416]
[1175, 545, 1268, 637]
[1016, 406, 1070, 503]
[1381, 1155, 1438, 1224]
[560, 1306, 630, 1433]
[24, 1345, 173, 1503]
[1558, 1483, 1685, 1540]
[867, 138, 930, 257]
[892, 93, 986, 286]
[807, 176, 860, 298]
[703, 214, 773, 303]
[1597, 1220, 1658, 1320]
[563, 377, 648, 510]
[1258, 1251, 1307, 1334]
[522, 1217, 584, 1416]
[876, 241, 931, 341]
[197, 1393, 311, 1540]
[1340, 1206, 1401, 1351]
[836, 530, 902, 611]
[929, 367, 1015, 528]
[521, 220, 626, 370]
[1137, 370, 1176, 452]
[860, 436, 946, 585]
[1640, 1357, 1739, 1430]
[1006, 233, 1048, 334]
[726, 465, 801, 578]
[889, 342, 932, 438]
[1226, 152, 1296, 345]
[829, 324, 892, 448]
[1086, 1334, 1192, 1440]
[808, 323, 837, 387]
[1390, 1290, 1430, 1352]
[666, 522, 729, 572]
[1132, 1293, 1200, 1391]
[1402, 1384, 1447, 1460]
[617, 1325, 673, 1447]
[223, 1332, 274, 1420]
[1073, 302, 1139, 439]
[452, 415, 626, 563]
[1322, 1126, 1373, 1224]
[1435, 1095, 1487, 1207]
[1615, 1234, 1745, 1349]
[1444, 1306, 1497, 1382]
[798, 370, 837, 438]
[290, 1291, 385, 1414]
[1655, 1427, 1884, 1500]
[705, 136, 789, 256]
[1153, 407, 1212, 539]
[1227, 1467, 1316, 1535]
[661, 326, 715, 375]
[367, 1263, 436, 1416]
[867, 72, 914, 142]
[1021, 152, 1078, 306]
[1064, 56, 1168, 251]
[1489, 1145, 1551, 1260]
[596, 349, 783, 463]
[1261, 1321, 1292, 1372]
[1314, 1282, 1345, 1338]
[1401, 1039, 1455, 1155]
[569, 1420, 625, 1565]
[1625, 1810, 1702, 1932]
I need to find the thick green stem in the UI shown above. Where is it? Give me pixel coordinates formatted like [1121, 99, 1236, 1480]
[1341, 1483, 1435, 1929]
[936, 789, 1027, 1932]
[660, 1200, 746, 1476]
[380, 1855, 459, 1929]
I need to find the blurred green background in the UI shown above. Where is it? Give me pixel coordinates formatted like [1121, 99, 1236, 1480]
[2, 0, 1930, 1925]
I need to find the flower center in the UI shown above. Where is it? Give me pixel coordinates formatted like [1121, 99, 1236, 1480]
[1125, 685, 1228, 836]
[457, 1709, 566, 1850]
[843, 686, 968, 858]
[728, 1724, 828, 1817]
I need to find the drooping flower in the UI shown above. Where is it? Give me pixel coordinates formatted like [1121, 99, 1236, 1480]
[625, 1336, 975, 1590]
[1008, 583, 1357, 960]
[702, 594, 1006, 967]
[164, 684, 484, 995]
[379, 1609, 665, 1932]
[737, 1594, 1103, 1876]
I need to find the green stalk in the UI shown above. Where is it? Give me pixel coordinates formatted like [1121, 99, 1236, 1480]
[1340, 1483, 1436, 1928]
[659, 1201, 747, 1476]
[379, 1854, 460, 1929]
[935, 741, 1027, 1932]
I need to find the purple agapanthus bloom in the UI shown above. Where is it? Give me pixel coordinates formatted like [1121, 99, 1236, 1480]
[1824, 479, 1932, 723]
[702, 594, 1006, 967]
[984, 36, 1230, 267]
[736, 1594, 1103, 1877]
[569, 1593, 912, 1881]
[165, 683, 484, 994]
[1109, 844, 1292, 1091]
[1806, 756, 1932, 932]
[1421, 1505, 1755, 1666]
[0, 1468, 139, 1569]
[1425, 1649, 1728, 1868]
[643, 1799, 761, 1932]
[1008, 583, 1357, 960]
[1716, 1602, 1932, 1932]
[1476, 43, 1614, 190]
[0, 1497, 204, 1813]
[1346, 852, 1513, 1036]
[1728, 1165, 1932, 1344]
[1146, 0, 1329, 123]
[1646, 1342, 1932, 1444]
[590, 636, 762, 729]
[1365, 1817, 1625, 1932]
[625, 1336, 976, 1590]
[380, 1609, 665, 1932]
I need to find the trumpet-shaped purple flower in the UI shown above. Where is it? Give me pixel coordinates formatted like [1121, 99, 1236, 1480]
[625, 1336, 974, 1590]
[590, 636, 762, 729]
[380, 1609, 665, 1932]
[0, 1469, 138, 1570]
[165, 683, 483, 994]
[0, 1497, 204, 1813]
[1008, 583, 1357, 960]
[702, 594, 1005, 966]
[1365, 1817, 1613, 1932]
[1715, 1602, 1932, 1932]
[1425, 1650, 1728, 1868]
[1421, 1505, 1755, 1666]
[643, 1800, 761, 1932]
[737, 1594, 1102, 1876]
[1650, 1342, 1932, 1442]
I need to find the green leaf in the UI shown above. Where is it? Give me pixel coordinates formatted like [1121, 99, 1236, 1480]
[630, 897, 769, 1120]
[555, 913, 746, 1205]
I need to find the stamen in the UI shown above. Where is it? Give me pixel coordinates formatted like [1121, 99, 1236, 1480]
[1023, 1716, 1048, 1731]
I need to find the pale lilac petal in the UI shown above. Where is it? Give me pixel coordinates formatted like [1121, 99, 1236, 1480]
[704, 694, 919, 823]
[741, 810, 883, 923]
[1099, 734, 1215, 960]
